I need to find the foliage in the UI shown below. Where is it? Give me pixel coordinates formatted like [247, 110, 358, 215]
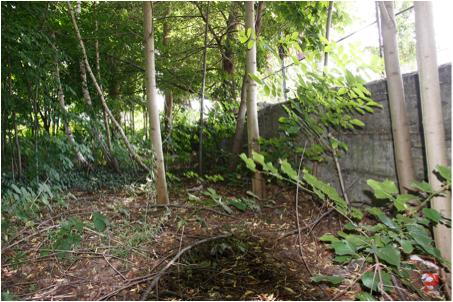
[241, 149, 451, 299]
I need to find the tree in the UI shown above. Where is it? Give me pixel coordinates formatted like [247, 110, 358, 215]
[245, 1, 266, 199]
[144, 1, 169, 205]
[414, 0, 451, 276]
[378, 2, 418, 201]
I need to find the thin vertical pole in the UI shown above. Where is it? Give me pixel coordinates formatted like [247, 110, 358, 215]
[199, 2, 209, 176]
[376, 1, 384, 58]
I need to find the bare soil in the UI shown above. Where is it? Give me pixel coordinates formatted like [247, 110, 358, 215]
[1, 178, 434, 301]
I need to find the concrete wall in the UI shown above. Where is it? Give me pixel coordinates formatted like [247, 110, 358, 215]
[222, 63, 451, 204]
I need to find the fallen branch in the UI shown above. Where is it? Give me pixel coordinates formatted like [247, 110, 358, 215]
[140, 233, 233, 300]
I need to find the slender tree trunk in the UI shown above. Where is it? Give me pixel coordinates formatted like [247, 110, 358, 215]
[245, 1, 266, 199]
[229, 73, 247, 171]
[278, 30, 287, 102]
[199, 2, 210, 176]
[313, 1, 334, 179]
[94, 0, 119, 172]
[414, 1, 451, 273]
[7, 53, 22, 179]
[67, 1, 150, 173]
[144, 1, 169, 204]
[52, 32, 93, 173]
[229, 1, 264, 171]
[163, 2, 173, 135]
[379, 2, 418, 197]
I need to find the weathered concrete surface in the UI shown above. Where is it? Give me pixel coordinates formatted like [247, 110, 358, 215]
[221, 63, 451, 204]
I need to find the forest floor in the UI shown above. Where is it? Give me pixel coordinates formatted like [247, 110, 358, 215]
[1, 177, 429, 301]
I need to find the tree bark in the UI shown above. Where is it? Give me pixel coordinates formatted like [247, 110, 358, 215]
[94, 0, 120, 173]
[163, 2, 173, 135]
[52, 32, 93, 173]
[144, 1, 169, 204]
[67, 1, 151, 173]
[245, 1, 266, 199]
[199, 2, 210, 176]
[229, 1, 264, 171]
[414, 0, 451, 272]
[7, 53, 22, 179]
[379, 2, 418, 198]
[229, 73, 247, 171]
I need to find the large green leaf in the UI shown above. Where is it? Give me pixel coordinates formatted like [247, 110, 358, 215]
[423, 208, 441, 223]
[248, 73, 262, 85]
[311, 275, 344, 284]
[367, 179, 398, 200]
[361, 271, 393, 291]
[377, 213, 401, 231]
[436, 164, 451, 184]
[281, 161, 298, 181]
[240, 153, 256, 171]
[366, 246, 400, 266]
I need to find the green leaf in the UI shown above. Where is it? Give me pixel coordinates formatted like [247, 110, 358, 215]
[338, 45, 344, 55]
[11, 184, 21, 194]
[93, 219, 105, 231]
[338, 87, 348, 95]
[367, 179, 398, 200]
[356, 292, 378, 301]
[410, 180, 434, 193]
[281, 161, 298, 181]
[264, 85, 270, 96]
[377, 213, 401, 231]
[349, 119, 364, 127]
[366, 246, 400, 266]
[361, 271, 393, 291]
[370, 55, 380, 66]
[324, 45, 333, 52]
[423, 208, 441, 223]
[291, 31, 299, 40]
[240, 153, 256, 171]
[345, 234, 370, 247]
[395, 195, 420, 212]
[331, 241, 357, 255]
[345, 69, 356, 85]
[252, 151, 266, 170]
[247, 28, 252, 38]
[248, 73, 262, 85]
[247, 39, 255, 50]
[345, 222, 358, 230]
[401, 240, 414, 254]
[436, 165, 451, 183]
[221, 204, 232, 214]
[319, 36, 330, 45]
[311, 275, 344, 284]
[319, 234, 339, 242]
[240, 36, 248, 44]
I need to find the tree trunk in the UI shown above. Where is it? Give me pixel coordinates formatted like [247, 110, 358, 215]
[379, 2, 418, 198]
[52, 32, 93, 173]
[229, 1, 264, 171]
[7, 53, 22, 179]
[313, 1, 334, 178]
[143, 1, 169, 204]
[229, 73, 247, 171]
[94, 1, 120, 172]
[163, 3, 173, 135]
[245, 1, 266, 199]
[414, 0, 451, 272]
[223, 2, 237, 103]
[199, 2, 210, 176]
[67, 2, 150, 172]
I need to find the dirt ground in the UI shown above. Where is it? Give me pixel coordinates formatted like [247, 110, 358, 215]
[1, 178, 437, 301]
